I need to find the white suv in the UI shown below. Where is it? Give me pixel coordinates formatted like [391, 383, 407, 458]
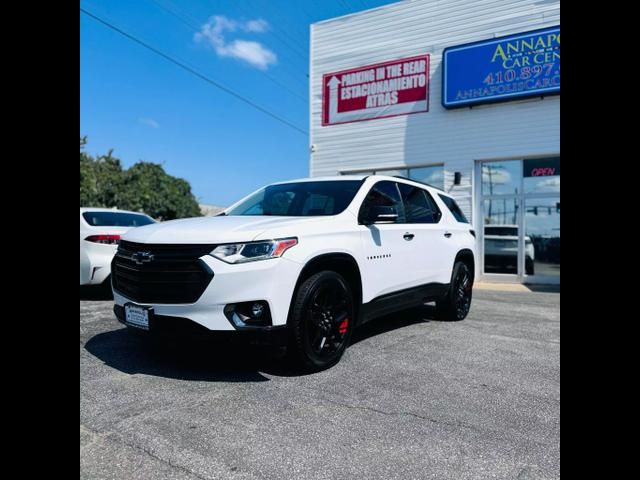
[112, 176, 476, 371]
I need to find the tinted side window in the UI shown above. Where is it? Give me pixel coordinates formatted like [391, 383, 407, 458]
[398, 183, 441, 223]
[438, 194, 469, 223]
[425, 191, 443, 222]
[359, 181, 404, 223]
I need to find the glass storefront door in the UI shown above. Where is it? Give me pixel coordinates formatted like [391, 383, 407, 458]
[479, 157, 560, 283]
[481, 160, 523, 277]
[483, 198, 520, 275]
[524, 197, 560, 279]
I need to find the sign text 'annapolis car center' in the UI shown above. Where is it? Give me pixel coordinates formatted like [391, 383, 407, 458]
[442, 26, 560, 108]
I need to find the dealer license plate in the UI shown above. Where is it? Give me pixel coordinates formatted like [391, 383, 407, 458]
[124, 304, 151, 330]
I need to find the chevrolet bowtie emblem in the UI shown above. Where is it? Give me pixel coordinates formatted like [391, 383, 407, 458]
[132, 251, 154, 265]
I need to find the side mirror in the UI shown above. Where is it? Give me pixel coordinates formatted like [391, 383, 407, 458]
[360, 205, 399, 225]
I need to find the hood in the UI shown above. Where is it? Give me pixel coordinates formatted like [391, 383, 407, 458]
[121, 215, 326, 244]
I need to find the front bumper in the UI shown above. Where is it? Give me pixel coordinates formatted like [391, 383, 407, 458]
[113, 304, 288, 346]
[113, 254, 302, 334]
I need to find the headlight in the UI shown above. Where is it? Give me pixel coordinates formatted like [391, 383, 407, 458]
[210, 238, 298, 264]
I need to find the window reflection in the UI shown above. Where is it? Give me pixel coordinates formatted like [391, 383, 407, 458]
[524, 176, 561, 194]
[482, 160, 522, 195]
[523, 157, 560, 194]
[525, 197, 560, 277]
[483, 199, 519, 274]
[375, 169, 408, 178]
[409, 166, 444, 190]
[342, 165, 445, 190]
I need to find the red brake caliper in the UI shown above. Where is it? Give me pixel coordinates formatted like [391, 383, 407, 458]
[338, 318, 349, 335]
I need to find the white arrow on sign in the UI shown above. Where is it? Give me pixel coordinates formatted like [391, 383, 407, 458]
[327, 76, 341, 124]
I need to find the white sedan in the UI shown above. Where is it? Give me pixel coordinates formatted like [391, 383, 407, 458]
[80, 208, 155, 286]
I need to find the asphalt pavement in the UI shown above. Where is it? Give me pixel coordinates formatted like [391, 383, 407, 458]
[80, 288, 560, 480]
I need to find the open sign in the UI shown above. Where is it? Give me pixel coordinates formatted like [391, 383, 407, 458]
[531, 167, 556, 177]
[524, 157, 560, 177]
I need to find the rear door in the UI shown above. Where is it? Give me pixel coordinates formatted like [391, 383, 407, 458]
[397, 182, 450, 285]
[433, 193, 474, 282]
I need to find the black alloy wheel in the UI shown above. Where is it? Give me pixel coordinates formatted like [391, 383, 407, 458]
[436, 262, 473, 321]
[306, 280, 352, 357]
[289, 271, 354, 371]
[453, 264, 472, 319]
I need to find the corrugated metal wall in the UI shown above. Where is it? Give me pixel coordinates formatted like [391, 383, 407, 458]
[310, 0, 560, 224]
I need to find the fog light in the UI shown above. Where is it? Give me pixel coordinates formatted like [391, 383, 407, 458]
[224, 301, 272, 327]
[251, 302, 265, 318]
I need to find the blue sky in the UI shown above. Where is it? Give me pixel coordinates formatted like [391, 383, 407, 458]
[80, 0, 398, 207]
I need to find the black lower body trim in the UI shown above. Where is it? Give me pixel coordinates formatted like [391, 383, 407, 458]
[113, 305, 288, 347]
[360, 282, 449, 324]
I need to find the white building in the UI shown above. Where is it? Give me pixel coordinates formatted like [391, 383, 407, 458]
[199, 204, 225, 217]
[310, 0, 560, 284]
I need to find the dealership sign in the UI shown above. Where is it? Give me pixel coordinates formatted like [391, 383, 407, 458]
[322, 55, 430, 126]
[442, 26, 560, 108]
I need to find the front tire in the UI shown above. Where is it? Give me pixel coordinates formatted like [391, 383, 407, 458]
[436, 262, 473, 321]
[288, 271, 355, 372]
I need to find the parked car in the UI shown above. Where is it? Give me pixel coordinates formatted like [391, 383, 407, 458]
[111, 176, 476, 371]
[80, 208, 155, 286]
[483, 224, 535, 275]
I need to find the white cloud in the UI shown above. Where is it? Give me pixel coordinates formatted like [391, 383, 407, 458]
[139, 118, 160, 129]
[243, 19, 268, 33]
[194, 16, 277, 70]
[534, 177, 561, 191]
[219, 40, 276, 70]
[426, 169, 444, 184]
[482, 166, 512, 185]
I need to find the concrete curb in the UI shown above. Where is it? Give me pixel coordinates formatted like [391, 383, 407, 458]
[475, 282, 560, 293]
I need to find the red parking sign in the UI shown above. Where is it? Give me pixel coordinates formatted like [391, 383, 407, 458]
[322, 55, 430, 126]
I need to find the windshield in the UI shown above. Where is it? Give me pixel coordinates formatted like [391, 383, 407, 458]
[82, 211, 156, 227]
[226, 180, 363, 216]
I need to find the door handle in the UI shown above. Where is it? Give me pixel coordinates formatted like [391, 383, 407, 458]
[403, 233, 415, 241]
[444, 232, 452, 238]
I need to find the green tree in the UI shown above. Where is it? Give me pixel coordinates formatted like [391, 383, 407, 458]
[80, 136, 98, 206]
[119, 162, 202, 220]
[80, 137, 201, 220]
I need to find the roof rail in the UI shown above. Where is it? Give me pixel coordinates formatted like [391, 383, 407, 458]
[391, 175, 446, 193]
